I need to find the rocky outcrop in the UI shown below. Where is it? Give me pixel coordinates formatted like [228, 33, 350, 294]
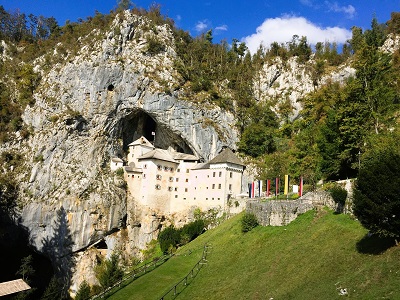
[254, 57, 355, 120]
[6, 11, 239, 290]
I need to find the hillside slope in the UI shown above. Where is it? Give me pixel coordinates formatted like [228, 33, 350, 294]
[112, 210, 400, 299]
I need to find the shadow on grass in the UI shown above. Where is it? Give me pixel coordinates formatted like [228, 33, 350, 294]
[356, 233, 397, 255]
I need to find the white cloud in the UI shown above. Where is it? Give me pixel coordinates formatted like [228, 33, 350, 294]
[300, 0, 314, 7]
[243, 16, 352, 54]
[176, 15, 182, 22]
[325, 1, 356, 18]
[195, 20, 210, 32]
[215, 25, 228, 32]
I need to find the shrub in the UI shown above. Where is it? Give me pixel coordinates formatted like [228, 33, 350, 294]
[146, 36, 165, 55]
[158, 226, 180, 254]
[241, 213, 259, 233]
[329, 184, 347, 213]
[180, 219, 205, 244]
[329, 185, 347, 206]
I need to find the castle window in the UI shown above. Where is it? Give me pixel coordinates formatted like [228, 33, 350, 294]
[157, 165, 162, 170]
[164, 166, 169, 171]
[144, 164, 147, 169]
[168, 187, 173, 191]
[206, 198, 208, 200]
[212, 198, 214, 200]
[143, 174, 146, 179]
[155, 184, 161, 190]
[170, 168, 174, 172]
[194, 197, 196, 200]
[213, 172, 216, 177]
[183, 198, 186, 200]
[219, 171, 222, 177]
[229, 184, 232, 190]
[156, 174, 162, 180]
[175, 195, 178, 198]
[185, 179, 189, 182]
[177, 169, 180, 172]
[174, 187, 178, 191]
[169, 177, 174, 182]
[212, 184, 215, 189]
[185, 188, 188, 192]
[230, 172, 233, 178]
[218, 198, 220, 201]
[186, 169, 190, 173]
[176, 178, 179, 182]
[218, 184, 221, 189]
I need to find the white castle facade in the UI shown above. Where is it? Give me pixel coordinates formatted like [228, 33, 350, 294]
[112, 136, 246, 214]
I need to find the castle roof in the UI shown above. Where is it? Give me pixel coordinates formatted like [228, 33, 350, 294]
[138, 149, 177, 163]
[192, 148, 245, 170]
[128, 136, 154, 148]
[111, 157, 123, 163]
[208, 148, 245, 166]
[171, 152, 198, 161]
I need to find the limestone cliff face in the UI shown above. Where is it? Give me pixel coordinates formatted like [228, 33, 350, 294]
[14, 11, 238, 284]
[253, 56, 355, 119]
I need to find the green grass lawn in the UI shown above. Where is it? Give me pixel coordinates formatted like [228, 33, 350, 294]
[109, 209, 400, 300]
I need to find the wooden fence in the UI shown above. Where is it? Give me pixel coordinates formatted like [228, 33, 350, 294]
[159, 244, 211, 300]
[90, 253, 173, 299]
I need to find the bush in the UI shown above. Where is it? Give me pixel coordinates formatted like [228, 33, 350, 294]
[329, 185, 347, 213]
[158, 226, 180, 254]
[158, 220, 206, 253]
[180, 219, 205, 243]
[241, 213, 259, 233]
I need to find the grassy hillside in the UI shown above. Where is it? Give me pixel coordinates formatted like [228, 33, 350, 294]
[109, 209, 400, 299]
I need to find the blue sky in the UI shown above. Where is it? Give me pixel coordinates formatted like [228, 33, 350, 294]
[0, 0, 398, 52]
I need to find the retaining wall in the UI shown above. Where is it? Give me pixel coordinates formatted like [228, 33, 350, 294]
[246, 191, 336, 226]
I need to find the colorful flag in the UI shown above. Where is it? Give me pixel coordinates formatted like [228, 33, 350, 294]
[275, 177, 279, 196]
[266, 179, 271, 197]
[299, 176, 303, 197]
[284, 175, 289, 195]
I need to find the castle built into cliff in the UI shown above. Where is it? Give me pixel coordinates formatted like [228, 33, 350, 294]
[111, 136, 246, 214]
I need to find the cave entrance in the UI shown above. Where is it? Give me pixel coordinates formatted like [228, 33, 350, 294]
[120, 110, 195, 155]
[94, 239, 108, 250]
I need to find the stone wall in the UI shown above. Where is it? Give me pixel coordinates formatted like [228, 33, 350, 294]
[246, 191, 335, 226]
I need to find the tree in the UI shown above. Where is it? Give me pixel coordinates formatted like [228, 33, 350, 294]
[238, 123, 276, 157]
[75, 280, 91, 300]
[16, 255, 35, 282]
[95, 253, 123, 288]
[40, 276, 62, 300]
[116, 0, 133, 11]
[353, 149, 400, 239]
[387, 12, 400, 34]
